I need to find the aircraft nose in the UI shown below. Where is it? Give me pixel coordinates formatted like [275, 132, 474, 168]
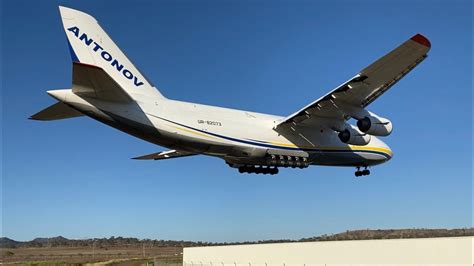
[379, 140, 393, 161]
[384, 146, 393, 161]
[371, 137, 393, 162]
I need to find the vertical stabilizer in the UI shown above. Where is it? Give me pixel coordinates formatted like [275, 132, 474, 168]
[59, 6, 165, 99]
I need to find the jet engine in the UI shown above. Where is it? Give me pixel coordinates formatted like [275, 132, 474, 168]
[338, 126, 371, 146]
[356, 114, 393, 136]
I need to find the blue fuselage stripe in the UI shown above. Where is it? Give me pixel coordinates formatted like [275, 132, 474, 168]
[154, 115, 392, 159]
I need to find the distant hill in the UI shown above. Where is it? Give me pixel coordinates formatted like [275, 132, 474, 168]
[1, 228, 473, 249]
[0, 237, 21, 248]
[300, 228, 474, 242]
[0, 236, 204, 249]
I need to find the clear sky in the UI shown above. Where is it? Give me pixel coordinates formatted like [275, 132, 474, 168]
[1, 0, 472, 242]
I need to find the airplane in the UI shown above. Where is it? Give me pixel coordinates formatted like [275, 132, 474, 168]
[31, 6, 431, 176]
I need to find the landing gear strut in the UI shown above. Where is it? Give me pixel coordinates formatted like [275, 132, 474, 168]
[238, 165, 279, 175]
[355, 166, 370, 177]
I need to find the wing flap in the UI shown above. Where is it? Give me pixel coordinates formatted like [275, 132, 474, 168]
[359, 34, 430, 106]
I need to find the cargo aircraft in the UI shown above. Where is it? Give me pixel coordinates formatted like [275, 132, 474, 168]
[31, 6, 431, 176]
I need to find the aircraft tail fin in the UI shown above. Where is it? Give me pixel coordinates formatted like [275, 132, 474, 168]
[71, 62, 133, 102]
[59, 6, 165, 100]
[29, 101, 83, 121]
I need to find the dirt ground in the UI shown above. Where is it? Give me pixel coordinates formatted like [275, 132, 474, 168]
[0, 246, 183, 265]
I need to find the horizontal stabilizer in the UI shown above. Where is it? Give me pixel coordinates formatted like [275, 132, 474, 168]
[30, 102, 83, 121]
[132, 150, 197, 160]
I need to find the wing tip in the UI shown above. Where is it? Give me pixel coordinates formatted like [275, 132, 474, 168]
[411, 33, 431, 48]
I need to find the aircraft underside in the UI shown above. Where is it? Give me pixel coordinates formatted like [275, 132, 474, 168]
[30, 6, 429, 177]
[82, 106, 390, 176]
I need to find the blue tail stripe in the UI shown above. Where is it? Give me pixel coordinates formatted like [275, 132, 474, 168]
[67, 40, 79, 62]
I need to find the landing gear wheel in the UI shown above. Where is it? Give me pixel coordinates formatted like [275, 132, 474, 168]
[355, 167, 361, 177]
[355, 167, 370, 177]
[270, 167, 279, 175]
[237, 165, 280, 175]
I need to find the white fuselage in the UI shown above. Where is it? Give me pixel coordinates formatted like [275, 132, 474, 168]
[49, 89, 392, 169]
[33, 6, 432, 175]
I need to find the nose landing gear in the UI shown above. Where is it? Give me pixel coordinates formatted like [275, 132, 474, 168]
[355, 166, 370, 177]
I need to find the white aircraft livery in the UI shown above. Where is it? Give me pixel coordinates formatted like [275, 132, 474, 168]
[31, 6, 431, 176]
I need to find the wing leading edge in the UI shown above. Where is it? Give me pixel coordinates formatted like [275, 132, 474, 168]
[277, 33, 431, 129]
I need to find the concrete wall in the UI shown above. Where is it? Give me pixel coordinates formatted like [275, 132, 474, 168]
[183, 237, 473, 266]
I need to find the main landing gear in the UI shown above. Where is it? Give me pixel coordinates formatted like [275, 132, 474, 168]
[355, 166, 370, 177]
[238, 165, 279, 175]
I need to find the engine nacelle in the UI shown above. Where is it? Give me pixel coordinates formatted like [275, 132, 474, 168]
[356, 115, 393, 136]
[338, 127, 371, 146]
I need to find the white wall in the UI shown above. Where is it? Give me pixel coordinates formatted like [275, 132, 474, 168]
[183, 237, 473, 266]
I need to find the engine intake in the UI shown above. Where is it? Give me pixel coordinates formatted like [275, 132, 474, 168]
[338, 127, 371, 146]
[356, 115, 392, 136]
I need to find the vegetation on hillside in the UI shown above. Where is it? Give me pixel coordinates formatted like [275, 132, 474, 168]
[1, 228, 472, 249]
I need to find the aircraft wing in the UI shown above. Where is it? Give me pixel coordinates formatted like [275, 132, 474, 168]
[132, 150, 197, 160]
[276, 34, 431, 129]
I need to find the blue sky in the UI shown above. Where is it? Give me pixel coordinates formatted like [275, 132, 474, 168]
[1, 0, 472, 242]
